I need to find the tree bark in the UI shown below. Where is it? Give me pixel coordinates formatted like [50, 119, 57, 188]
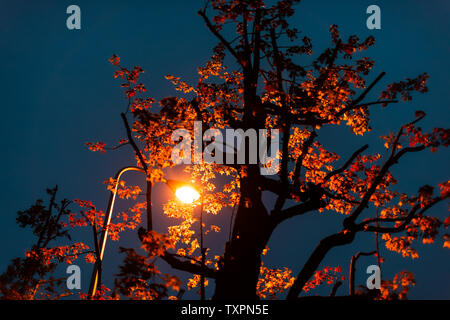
[213, 166, 269, 299]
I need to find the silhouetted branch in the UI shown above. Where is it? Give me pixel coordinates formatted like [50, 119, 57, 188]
[349, 72, 386, 108]
[360, 196, 445, 233]
[121, 113, 148, 173]
[92, 224, 102, 298]
[287, 230, 356, 300]
[316, 40, 341, 90]
[344, 144, 425, 228]
[37, 186, 58, 248]
[323, 144, 369, 182]
[330, 280, 342, 297]
[198, 10, 241, 65]
[323, 190, 360, 205]
[294, 72, 390, 126]
[271, 198, 324, 228]
[161, 253, 218, 279]
[293, 131, 318, 191]
[121, 112, 152, 231]
[287, 194, 445, 300]
[105, 142, 130, 151]
[349, 251, 377, 296]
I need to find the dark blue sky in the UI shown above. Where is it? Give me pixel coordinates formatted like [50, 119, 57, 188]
[0, 0, 448, 299]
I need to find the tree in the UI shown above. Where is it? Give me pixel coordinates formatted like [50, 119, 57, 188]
[0, 187, 82, 299]
[4, 0, 449, 300]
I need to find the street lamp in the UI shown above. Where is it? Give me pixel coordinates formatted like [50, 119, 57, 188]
[166, 179, 206, 301]
[175, 186, 200, 204]
[88, 166, 146, 298]
[88, 174, 206, 300]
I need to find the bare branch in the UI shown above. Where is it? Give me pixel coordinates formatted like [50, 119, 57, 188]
[350, 72, 386, 107]
[105, 142, 130, 151]
[121, 112, 153, 231]
[121, 113, 148, 174]
[92, 224, 102, 298]
[329, 280, 342, 297]
[356, 100, 398, 108]
[323, 144, 368, 182]
[251, 8, 261, 82]
[349, 251, 377, 296]
[287, 230, 356, 300]
[198, 10, 242, 65]
[271, 26, 291, 212]
[161, 252, 218, 279]
[271, 198, 325, 228]
[389, 112, 425, 158]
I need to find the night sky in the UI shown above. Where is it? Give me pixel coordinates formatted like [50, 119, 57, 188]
[0, 0, 449, 299]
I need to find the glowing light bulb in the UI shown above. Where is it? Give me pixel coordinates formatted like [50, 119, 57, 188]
[175, 186, 200, 204]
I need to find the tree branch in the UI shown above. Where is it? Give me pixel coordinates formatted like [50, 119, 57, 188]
[350, 72, 386, 107]
[271, 27, 291, 213]
[323, 144, 368, 182]
[344, 145, 425, 228]
[329, 280, 342, 297]
[294, 72, 389, 126]
[287, 230, 356, 300]
[323, 189, 360, 205]
[121, 113, 152, 231]
[121, 113, 148, 173]
[349, 251, 377, 296]
[360, 196, 445, 233]
[198, 10, 242, 65]
[316, 40, 341, 90]
[271, 198, 325, 228]
[161, 253, 218, 279]
[293, 131, 317, 192]
[92, 224, 102, 298]
[259, 176, 283, 195]
[251, 8, 261, 83]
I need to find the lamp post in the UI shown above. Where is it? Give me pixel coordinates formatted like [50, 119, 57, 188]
[88, 166, 146, 298]
[199, 192, 205, 301]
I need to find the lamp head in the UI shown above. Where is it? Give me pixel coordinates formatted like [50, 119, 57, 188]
[175, 186, 200, 204]
[166, 180, 201, 204]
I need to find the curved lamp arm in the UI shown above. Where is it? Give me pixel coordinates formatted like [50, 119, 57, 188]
[88, 166, 146, 298]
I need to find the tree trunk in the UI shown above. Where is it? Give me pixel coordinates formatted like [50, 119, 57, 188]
[212, 61, 269, 299]
[213, 166, 269, 299]
[213, 237, 262, 299]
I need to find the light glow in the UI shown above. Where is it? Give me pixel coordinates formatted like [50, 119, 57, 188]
[175, 186, 200, 204]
